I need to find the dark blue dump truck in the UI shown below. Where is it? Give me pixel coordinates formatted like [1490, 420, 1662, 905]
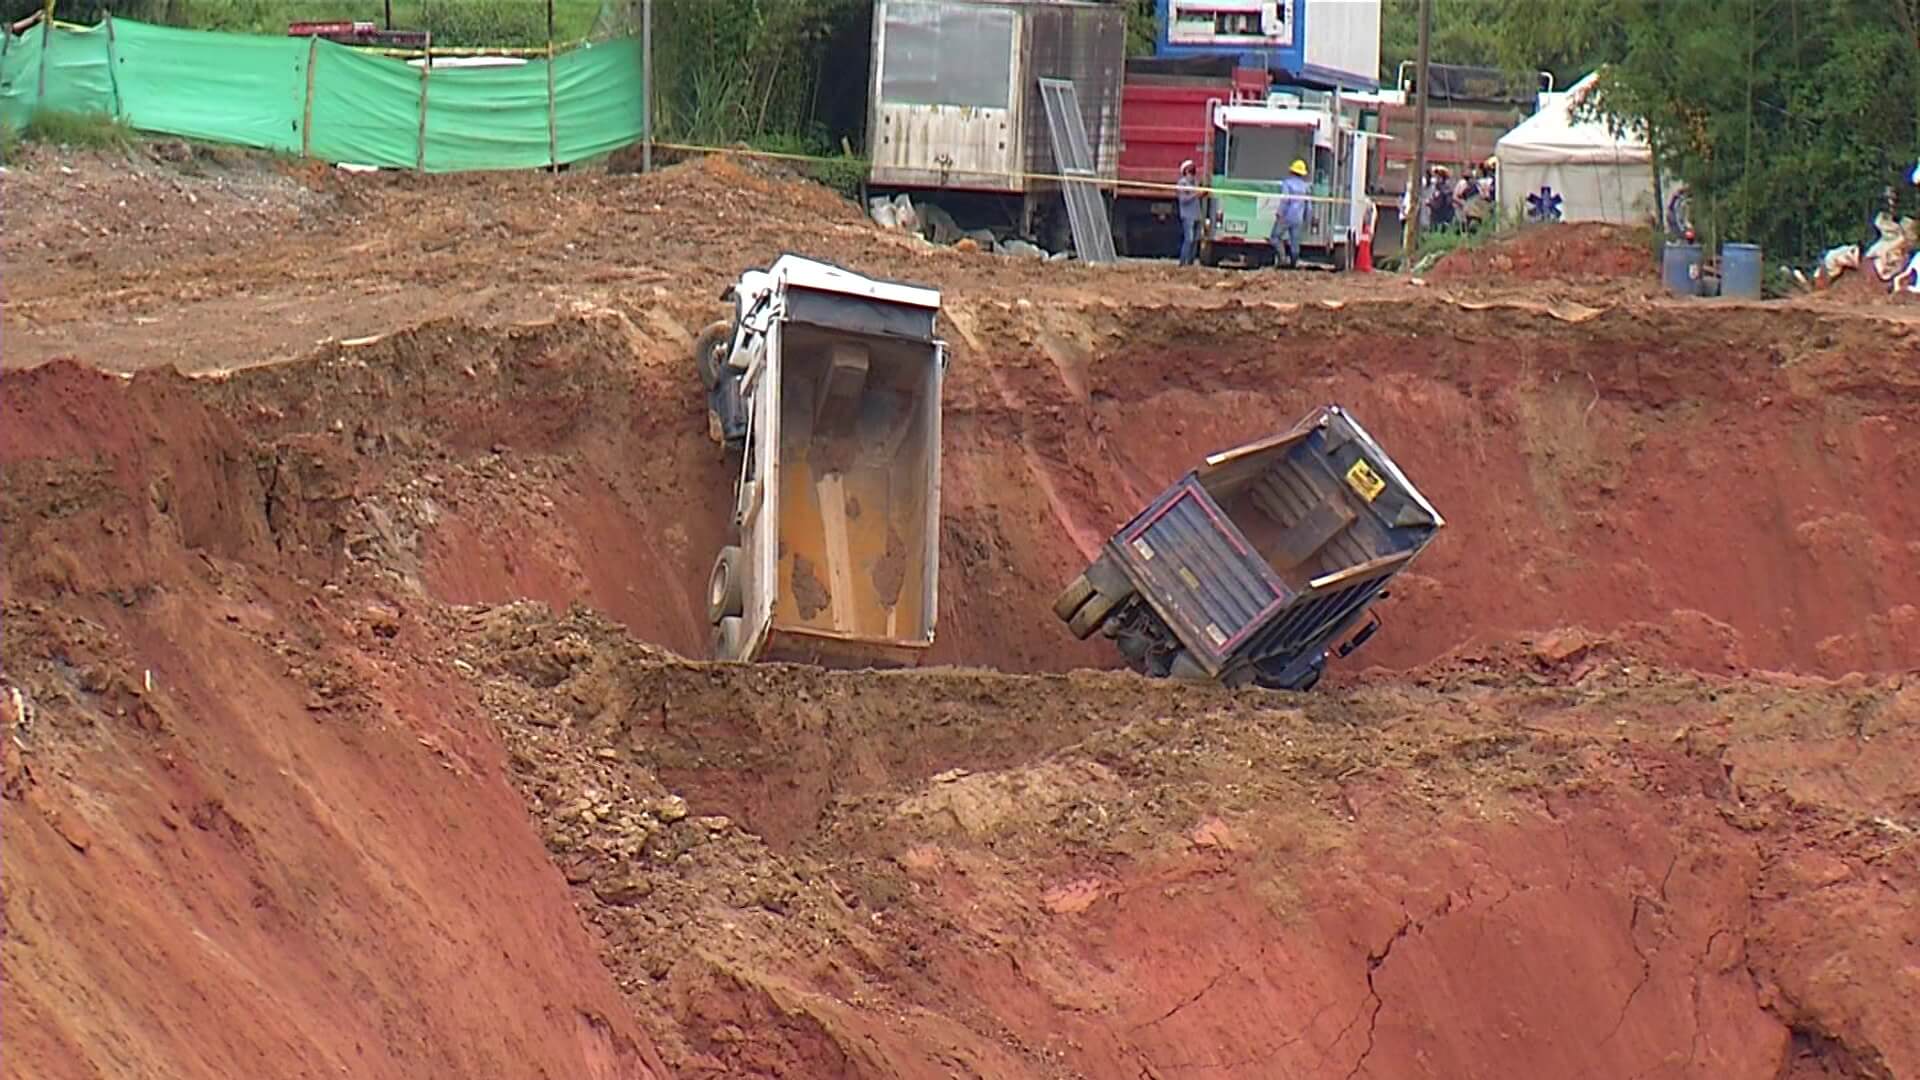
[1054, 405, 1444, 690]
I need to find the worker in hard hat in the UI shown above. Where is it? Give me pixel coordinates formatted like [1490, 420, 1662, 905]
[1271, 158, 1311, 269]
[1176, 159, 1202, 266]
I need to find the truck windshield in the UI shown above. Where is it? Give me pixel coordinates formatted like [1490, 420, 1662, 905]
[1224, 125, 1314, 180]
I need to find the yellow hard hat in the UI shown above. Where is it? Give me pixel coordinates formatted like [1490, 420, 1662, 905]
[1290, 159, 1308, 176]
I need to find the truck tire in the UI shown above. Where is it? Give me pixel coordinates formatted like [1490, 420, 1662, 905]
[711, 616, 744, 661]
[693, 320, 732, 391]
[707, 545, 744, 623]
[1053, 574, 1096, 621]
[1067, 589, 1122, 640]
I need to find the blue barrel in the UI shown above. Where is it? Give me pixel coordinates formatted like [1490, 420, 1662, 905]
[1721, 242, 1763, 299]
[1662, 242, 1703, 296]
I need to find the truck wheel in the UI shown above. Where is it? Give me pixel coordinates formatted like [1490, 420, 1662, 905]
[692, 320, 731, 391]
[1067, 589, 1123, 640]
[1053, 574, 1096, 621]
[711, 615, 744, 661]
[707, 545, 744, 623]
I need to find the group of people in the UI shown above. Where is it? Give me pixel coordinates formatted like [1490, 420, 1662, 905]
[1174, 157, 1314, 268]
[1406, 158, 1497, 233]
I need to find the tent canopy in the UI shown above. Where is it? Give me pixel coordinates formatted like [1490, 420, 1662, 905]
[1495, 71, 1657, 226]
[1495, 72, 1650, 167]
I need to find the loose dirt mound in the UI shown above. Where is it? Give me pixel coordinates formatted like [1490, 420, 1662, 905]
[1430, 222, 1655, 283]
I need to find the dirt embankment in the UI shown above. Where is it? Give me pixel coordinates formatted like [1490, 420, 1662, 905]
[153, 294, 1920, 680]
[4, 288, 1918, 1079]
[1428, 222, 1658, 283]
[5, 148, 1919, 1080]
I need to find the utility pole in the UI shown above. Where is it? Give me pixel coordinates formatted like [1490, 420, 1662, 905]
[642, 0, 653, 172]
[1401, 0, 1432, 265]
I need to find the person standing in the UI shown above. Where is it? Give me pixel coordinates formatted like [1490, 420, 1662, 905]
[1427, 164, 1457, 231]
[1176, 159, 1202, 266]
[1271, 158, 1311, 268]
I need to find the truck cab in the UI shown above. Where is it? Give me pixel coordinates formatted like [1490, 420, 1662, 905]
[1203, 92, 1378, 269]
[695, 256, 948, 668]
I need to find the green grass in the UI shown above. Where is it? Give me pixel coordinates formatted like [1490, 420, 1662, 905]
[744, 131, 866, 199]
[8, 109, 133, 151]
[162, 0, 604, 47]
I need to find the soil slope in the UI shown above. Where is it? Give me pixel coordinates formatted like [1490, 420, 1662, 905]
[3, 147, 1918, 1080]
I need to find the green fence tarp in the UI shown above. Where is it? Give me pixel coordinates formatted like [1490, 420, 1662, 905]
[422, 55, 553, 172]
[0, 17, 644, 172]
[307, 40, 423, 167]
[115, 20, 306, 154]
[555, 40, 645, 164]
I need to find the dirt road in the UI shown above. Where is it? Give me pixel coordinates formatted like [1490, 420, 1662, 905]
[3, 143, 1916, 1080]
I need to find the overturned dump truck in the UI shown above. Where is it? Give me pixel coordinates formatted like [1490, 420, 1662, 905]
[1055, 406, 1443, 689]
[695, 255, 947, 667]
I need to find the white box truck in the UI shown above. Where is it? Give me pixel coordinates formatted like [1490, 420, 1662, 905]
[694, 255, 948, 668]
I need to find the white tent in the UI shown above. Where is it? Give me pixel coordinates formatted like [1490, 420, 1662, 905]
[1495, 72, 1657, 226]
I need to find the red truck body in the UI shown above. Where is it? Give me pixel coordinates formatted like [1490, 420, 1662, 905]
[1111, 67, 1266, 256]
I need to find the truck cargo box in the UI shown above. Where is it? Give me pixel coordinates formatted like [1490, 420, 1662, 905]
[698, 256, 947, 669]
[1055, 405, 1442, 689]
[867, 0, 1124, 194]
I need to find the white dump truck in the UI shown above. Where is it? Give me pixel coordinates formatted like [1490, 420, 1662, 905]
[694, 255, 948, 667]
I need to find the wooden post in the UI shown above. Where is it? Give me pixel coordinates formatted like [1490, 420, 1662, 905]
[35, 0, 52, 107]
[641, 0, 652, 172]
[101, 11, 124, 118]
[1400, 0, 1432, 265]
[416, 32, 431, 172]
[301, 36, 318, 158]
[545, 0, 558, 171]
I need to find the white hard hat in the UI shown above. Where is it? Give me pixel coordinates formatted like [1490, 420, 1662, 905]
[1180, 158, 1195, 173]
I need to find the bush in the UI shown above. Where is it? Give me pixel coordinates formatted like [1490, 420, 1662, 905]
[420, 1, 550, 48]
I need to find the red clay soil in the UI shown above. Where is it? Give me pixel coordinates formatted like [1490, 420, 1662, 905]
[5, 148, 1919, 1080]
[176, 296, 1919, 680]
[1430, 222, 1656, 282]
[0, 368, 668, 1079]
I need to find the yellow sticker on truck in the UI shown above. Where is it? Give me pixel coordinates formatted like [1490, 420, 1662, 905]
[1346, 459, 1387, 502]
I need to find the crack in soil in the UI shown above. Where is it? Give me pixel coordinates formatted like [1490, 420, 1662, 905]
[1597, 893, 1658, 1048]
[1133, 939, 1271, 1031]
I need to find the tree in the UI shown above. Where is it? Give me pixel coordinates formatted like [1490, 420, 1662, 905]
[1586, 0, 1920, 258]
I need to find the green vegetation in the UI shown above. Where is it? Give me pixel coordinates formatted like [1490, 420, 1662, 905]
[1379, 0, 1920, 263]
[8, 0, 1909, 264]
[6, 108, 131, 150]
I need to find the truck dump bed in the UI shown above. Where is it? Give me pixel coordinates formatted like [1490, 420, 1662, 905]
[1064, 405, 1441, 686]
[765, 321, 940, 663]
[707, 256, 947, 670]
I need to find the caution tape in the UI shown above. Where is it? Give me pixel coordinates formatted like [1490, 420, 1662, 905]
[648, 139, 1385, 210]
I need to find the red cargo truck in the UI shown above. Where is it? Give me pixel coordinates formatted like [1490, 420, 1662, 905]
[1109, 64, 1260, 257]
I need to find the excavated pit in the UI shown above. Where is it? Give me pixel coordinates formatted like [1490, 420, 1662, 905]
[5, 289, 1918, 1080]
[162, 295, 1920, 680]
